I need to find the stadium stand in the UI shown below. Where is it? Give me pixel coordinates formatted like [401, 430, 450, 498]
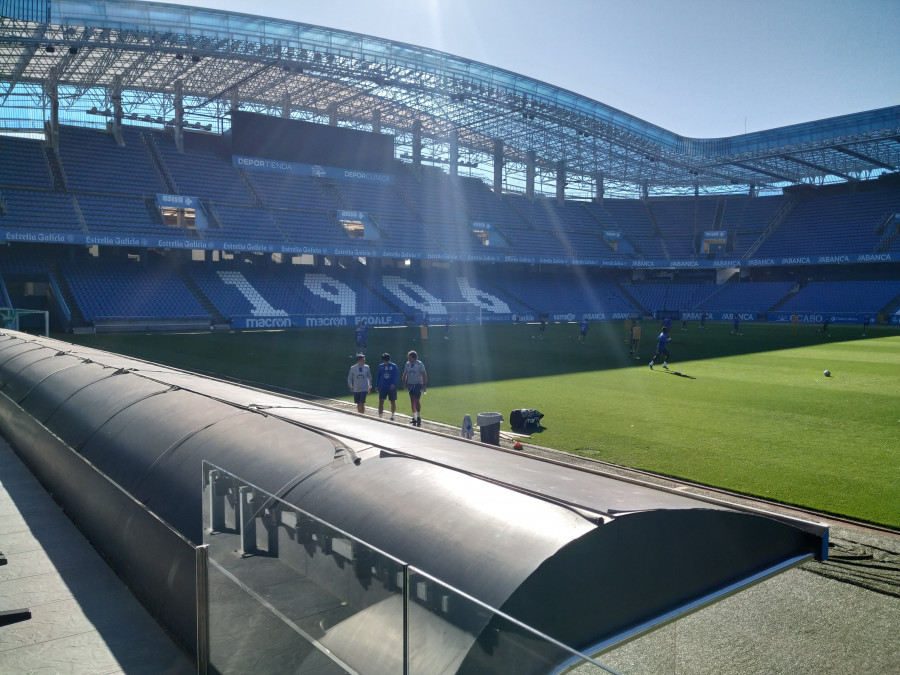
[61, 257, 209, 323]
[0, 190, 83, 233]
[624, 281, 721, 315]
[754, 186, 900, 258]
[188, 264, 398, 320]
[206, 203, 285, 242]
[589, 199, 662, 257]
[696, 281, 796, 314]
[150, 129, 256, 207]
[646, 197, 719, 258]
[57, 125, 163, 195]
[489, 270, 637, 318]
[77, 194, 171, 236]
[721, 194, 786, 257]
[1, 118, 899, 332]
[777, 280, 900, 315]
[0, 135, 53, 189]
[244, 171, 338, 212]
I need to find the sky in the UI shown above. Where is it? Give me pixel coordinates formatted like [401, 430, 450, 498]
[154, 0, 900, 139]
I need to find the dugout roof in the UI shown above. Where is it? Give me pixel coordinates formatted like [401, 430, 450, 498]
[0, 331, 828, 669]
[2, 0, 899, 197]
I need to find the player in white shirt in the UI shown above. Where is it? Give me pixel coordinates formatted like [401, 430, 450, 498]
[347, 354, 372, 414]
[402, 350, 427, 426]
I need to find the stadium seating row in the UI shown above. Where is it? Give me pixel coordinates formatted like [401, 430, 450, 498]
[4, 254, 896, 326]
[3, 124, 899, 262]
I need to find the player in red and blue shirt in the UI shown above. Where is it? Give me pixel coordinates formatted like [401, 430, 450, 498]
[376, 353, 400, 420]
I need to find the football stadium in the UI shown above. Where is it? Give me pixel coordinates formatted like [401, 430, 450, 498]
[0, 1, 898, 673]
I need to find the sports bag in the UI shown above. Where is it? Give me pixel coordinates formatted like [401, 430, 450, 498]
[510, 408, 544, 431]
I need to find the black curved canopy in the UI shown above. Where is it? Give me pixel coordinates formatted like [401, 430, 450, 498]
[0, 331, 828, 671]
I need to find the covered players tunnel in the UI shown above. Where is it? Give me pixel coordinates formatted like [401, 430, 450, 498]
[0, 330, 828, 673]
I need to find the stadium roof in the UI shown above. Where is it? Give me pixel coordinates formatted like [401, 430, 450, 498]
[2, 0, 899, 198]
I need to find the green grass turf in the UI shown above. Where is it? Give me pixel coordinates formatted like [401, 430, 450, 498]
[58, 321, 900, 528]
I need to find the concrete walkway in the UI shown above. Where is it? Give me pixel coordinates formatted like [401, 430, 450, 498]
[0, 440, 194, 675]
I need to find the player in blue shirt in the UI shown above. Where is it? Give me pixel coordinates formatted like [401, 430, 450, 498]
[649, 327, 670, 370]
[355, 320, 369, 353]
[731, 312, 741, 335]
[376, 352, 400, 420]
[578, 318, 589, 344]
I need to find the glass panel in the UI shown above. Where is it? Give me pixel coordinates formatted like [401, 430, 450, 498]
[201, 463, 636, 673]
[406, 568, 621, 675]
[202, 462, 406, 675]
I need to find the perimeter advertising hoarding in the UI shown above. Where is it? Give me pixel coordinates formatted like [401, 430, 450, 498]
[232, 314, 405, 330]
[769, 312, 871, 325]
[2, 228, 897, 268]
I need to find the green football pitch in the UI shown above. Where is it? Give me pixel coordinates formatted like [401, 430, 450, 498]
[60, 321, 900, 528]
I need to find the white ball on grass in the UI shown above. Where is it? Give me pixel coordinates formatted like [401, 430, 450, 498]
[824, 370, 831, 377]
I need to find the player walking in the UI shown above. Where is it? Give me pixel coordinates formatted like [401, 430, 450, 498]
[376, 353, 399, 420]
[402, 350, 427, 427]
[649, 327, 671, 371]
[579, 318, 589, 344]
[347, 354, 372, 413]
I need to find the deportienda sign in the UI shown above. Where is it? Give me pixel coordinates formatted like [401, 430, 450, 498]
[233, 155, 395, 185]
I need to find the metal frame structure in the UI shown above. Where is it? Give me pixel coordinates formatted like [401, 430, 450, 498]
[2, 0, 899, 198]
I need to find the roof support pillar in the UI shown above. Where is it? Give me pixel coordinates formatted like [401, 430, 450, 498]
[449, 128, 459, 178]
[43, 74, 59, 150]
[593, 171, 604, 204]
[328, 104, 338, 126]
[281, 92, 291, 119]
[110, 74, 124, 146]
[412, 120, 422, 167]
[493, 138, 503, 195]
[372, 109, 381, 134]
[556, 159, 566, 205]
[525, 150, 536, 199]
[174, 79, 184, 153]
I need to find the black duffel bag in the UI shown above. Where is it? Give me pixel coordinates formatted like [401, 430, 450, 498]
[510, 408, 544, 431]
